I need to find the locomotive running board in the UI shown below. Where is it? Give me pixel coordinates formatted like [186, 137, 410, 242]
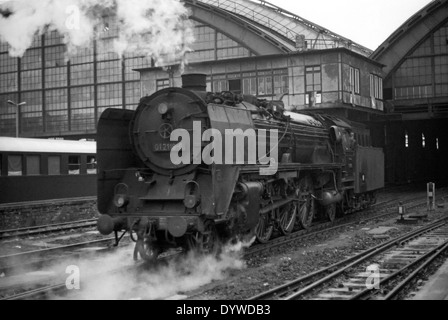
[240, 163, 343, 174]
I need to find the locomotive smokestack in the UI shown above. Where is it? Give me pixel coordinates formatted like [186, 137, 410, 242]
[181, 74, 207, 91]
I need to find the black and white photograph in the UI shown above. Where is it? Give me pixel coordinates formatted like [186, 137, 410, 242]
[0, 0, 447, 306]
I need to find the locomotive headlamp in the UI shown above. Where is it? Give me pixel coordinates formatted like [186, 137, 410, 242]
[114, 183, 129, 208]
[184, 195, 199, 209]
[114, 194, 128, 208]
[158, 103, 169, 115]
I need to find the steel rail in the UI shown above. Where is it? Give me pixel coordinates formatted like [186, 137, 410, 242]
[0, 219, 97, 240]
[248, 217, 448, 300]
[383, 241, 448, 300]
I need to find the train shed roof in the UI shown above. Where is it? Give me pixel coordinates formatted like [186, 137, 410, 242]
[187, 0, 372, 57]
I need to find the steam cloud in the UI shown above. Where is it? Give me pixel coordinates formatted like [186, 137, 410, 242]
[2, 237, 254, 300]
[72, 238, 255, 300]
[0, 0, 194, 66]
[7, 237, 256, 300]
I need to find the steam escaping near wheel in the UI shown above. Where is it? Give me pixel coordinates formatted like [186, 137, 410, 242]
[46, 239, 253, 300]
[0, 0, 193, 65]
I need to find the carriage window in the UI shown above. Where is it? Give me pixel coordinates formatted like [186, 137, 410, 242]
[26, 155, 41, 175]
[68, 156, 80, 175]
[87, 156, 97, 174]
[8, 155, 23, 176]
[48, 156, 61, 175]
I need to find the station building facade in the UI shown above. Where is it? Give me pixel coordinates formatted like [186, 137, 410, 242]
[0, 0, 382, 140]
[139, 48, 385, 121]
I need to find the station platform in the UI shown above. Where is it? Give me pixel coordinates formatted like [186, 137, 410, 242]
[413, 258, 448, 300]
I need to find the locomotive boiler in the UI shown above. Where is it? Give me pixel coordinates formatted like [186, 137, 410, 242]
[96, 74, 384, 261]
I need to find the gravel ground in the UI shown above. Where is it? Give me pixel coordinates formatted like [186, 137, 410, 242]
[0, 227, 111, 257]
[186, 206, 448, 300]
[1, 196, 446, 301]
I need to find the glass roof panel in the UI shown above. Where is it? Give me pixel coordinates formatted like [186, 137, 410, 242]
[196, 0, 372, 55]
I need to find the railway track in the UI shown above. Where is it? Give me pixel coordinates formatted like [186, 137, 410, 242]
[0, 197, 96, 210]
[0, 237, 128, 300]
[1, 262, 137, 301]
[182, 191, 445, 300]
[0, 237, 119, 277]
[3, 189, 445, 300]
[0, 219, 98, 240]
[245, 191, 441, 258]
[1, 250, 177, 300]
[249, 217, 448, 300]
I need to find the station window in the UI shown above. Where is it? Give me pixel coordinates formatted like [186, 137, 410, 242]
[213, 77, 228, 92]
[370, 74, 383, 100]
[26, 155, 41, 175]
[228, 79, 241, 94]
[273, 72, 288, 95]
[305, 66, 322, 105]
[87, 156, 97, 174]
[68, 156, 80, 175]
[305, 66, 322, 93]
[8, 155, 22, 176]
[44, 45, 66, 68]
[349, 67, 360, 94]
[243, 73, 257, 96]
[156, 79, 170, 91]
[48, 156, 61, 175]
[258, 72, 273, 96]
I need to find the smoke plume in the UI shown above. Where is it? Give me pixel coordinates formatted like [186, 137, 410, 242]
[0, 0, 194, 66]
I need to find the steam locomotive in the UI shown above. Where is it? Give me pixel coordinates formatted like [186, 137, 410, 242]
[96, 74, 384, 261]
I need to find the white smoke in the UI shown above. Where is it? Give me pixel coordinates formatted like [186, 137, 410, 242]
[74, 238, 255, 300]
[0, 0, 194, 66]
[12, 237, 256, 300]
[1, 236, 255, 300]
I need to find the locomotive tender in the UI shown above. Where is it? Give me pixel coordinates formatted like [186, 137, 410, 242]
[97, 74, 384, 261]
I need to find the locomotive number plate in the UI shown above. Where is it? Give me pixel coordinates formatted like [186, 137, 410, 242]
[153, 143, 178, 152]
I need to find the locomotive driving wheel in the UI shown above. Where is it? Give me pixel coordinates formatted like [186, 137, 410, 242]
[278, 201, 297, 235]
[255, 210, 274, 244]
[187, 220, 219, 255]
[296, 177, 315, 229]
